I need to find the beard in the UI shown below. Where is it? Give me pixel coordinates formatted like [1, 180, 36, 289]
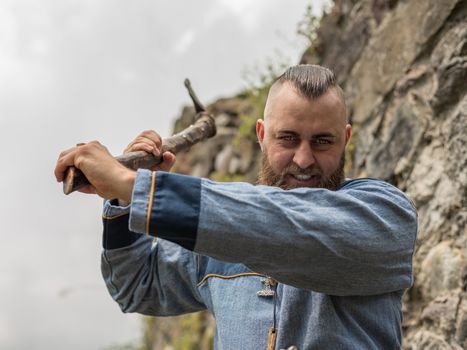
[257, 151, 346, 191]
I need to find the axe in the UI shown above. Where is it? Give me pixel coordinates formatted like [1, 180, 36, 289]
[63, 79, 216, 195]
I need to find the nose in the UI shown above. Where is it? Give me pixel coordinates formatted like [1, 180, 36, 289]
[293, 141, 315, 169]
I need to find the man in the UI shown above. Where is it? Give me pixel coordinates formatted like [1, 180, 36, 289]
[55, 65, 417, 349]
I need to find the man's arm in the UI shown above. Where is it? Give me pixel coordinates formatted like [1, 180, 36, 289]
[54, 132, 208, 316]
[101, 201, 206, 316]
[94, 130, 204, 316]
[128, 170, 417, 296]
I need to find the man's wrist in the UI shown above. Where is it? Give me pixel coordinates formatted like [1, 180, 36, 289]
[117, 199, 130, 207]
[116, 168, 136, 203]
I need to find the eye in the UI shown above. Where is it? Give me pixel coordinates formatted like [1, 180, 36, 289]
[280, 135, 297, 141]
[311, 138, 333, 147]
[276, 134, 299, 147]
[316, 138, 330, 144]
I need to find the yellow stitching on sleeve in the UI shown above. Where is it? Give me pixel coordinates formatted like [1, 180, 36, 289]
[145, 171, 157, 235]
[102, 212, 129, 220]
[197, 272, 263, 287]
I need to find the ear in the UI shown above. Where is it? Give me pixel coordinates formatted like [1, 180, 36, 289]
[256, 119, 265, 151]
[344, 124, 352, 146]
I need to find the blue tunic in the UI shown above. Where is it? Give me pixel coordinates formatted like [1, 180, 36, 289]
[101, 169, 417, 349]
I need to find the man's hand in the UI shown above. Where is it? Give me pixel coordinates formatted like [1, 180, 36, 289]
[123, 130, 176, 172]
[54, 141, 136, 202]
[55, 131, 175, 202]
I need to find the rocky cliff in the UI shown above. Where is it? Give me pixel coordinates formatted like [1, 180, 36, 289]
[144, 0, 467, 348]
[309, 1, 466, 348]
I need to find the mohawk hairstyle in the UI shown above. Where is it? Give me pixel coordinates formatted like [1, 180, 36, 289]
[275, 64, 340, 99]
[274, 64, 347, 117]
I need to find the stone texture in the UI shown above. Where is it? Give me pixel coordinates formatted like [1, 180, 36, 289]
[418, 242, 464, 300]
[455, 296, 467, 346]
[407, 330, 456, 350]
[346, 0, 461, 124]
[420, 291, 460, 340]
[430, 20, 467, 112]
[214, 144, 234, 175]
[306, 1, 467, 348]
[365, 96, 428, 181]
[310, 0, 374, 83]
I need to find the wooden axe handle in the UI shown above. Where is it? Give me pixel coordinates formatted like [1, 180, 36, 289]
[63, 112, 216, 194]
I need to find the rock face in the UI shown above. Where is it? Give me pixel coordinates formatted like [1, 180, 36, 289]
[308, 1, 466, 348]
[149, 0, 466, 348]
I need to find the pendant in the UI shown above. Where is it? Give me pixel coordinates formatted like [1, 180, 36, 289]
[257, 277, 276, 297]
[267, 327, 277, 350]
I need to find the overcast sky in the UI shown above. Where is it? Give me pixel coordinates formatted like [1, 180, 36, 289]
[0, 1, 327, 348]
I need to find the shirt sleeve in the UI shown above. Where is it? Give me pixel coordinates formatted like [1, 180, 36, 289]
[101, 199, 206, 316]
[129, 169, 418, 296]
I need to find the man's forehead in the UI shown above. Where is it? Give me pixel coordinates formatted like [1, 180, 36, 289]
[264, 84, 347, 128]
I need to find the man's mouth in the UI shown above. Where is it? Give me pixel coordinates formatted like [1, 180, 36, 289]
[292, 174, 313, 181]
[287, 173, 321, 186]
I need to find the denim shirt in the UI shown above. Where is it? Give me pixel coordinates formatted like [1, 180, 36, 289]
[101, 170, 417, 349]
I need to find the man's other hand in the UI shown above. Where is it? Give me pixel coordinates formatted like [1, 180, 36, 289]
[124, 130, 176, 172]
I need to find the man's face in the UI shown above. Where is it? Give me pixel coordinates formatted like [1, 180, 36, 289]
[256, 83, 351, 190]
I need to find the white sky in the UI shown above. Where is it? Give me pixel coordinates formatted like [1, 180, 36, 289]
[0, 1, 328, 349]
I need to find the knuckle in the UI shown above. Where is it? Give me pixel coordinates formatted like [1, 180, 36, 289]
[141, 130, 154, 137]
[142, 130, 161, 142]
[74, 155, 83, 167]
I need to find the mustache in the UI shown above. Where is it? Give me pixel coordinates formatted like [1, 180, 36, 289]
[283, 164, 322, 177]
[257, 150, 345, 191]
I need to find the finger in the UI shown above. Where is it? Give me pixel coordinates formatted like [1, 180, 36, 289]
[54, 148, 78, 182]
[124, 139, 140, 153]
[139, 130, 162, 147]
[163, 151, 175, 163]
[158, 152, 176, 172]
[125, 138, 161, 157]
[57, 146, 77, 160]
[55, 142, 99, 182]
[127, 131, 162, 151]
[125, 141, 155, 154]
[135, 140, 159, 156]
